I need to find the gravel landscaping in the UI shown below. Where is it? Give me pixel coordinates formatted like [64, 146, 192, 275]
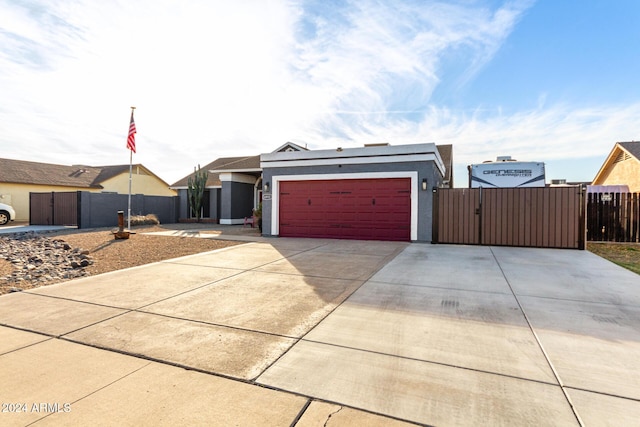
[0, 224, 250, 295]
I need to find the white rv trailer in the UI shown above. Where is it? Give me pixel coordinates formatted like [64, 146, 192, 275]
[468, 156, 546, 188]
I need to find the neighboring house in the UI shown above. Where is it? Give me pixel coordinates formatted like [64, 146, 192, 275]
[437, 144, 453, 188]
[173, 142, 452, 242]
[592, 141, 640, 192]
[0, 158, 175, 222]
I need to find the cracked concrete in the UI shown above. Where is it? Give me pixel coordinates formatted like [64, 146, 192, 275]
[324, 406, 343, 427]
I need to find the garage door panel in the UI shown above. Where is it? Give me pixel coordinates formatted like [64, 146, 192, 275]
[279, 178, 411, 241]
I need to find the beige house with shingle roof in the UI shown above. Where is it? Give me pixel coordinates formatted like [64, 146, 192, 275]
[0, 158, 175, 222]
[592, 141, 640, 192]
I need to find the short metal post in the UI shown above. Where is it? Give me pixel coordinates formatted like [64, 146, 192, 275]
[114, 210, 130, 239]
[118, 210, 125, 232]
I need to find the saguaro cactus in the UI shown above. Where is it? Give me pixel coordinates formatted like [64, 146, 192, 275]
[187, 164, 208, 222]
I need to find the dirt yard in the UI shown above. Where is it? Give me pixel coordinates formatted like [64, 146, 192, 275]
[0, 223, 257, 295]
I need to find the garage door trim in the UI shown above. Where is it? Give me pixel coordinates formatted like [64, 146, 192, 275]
[271, 172, 418, 240]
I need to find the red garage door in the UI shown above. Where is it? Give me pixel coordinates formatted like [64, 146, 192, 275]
[279, 178, 411, 241]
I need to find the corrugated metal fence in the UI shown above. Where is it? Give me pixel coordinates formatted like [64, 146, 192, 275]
[433, 187, 585, 249]
[587, 192, 640, 242]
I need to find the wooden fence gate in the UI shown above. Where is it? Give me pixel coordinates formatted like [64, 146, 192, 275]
[587, 192, 640, 242]
[30, 192, 78, 226]
[433, 187, 585, 249]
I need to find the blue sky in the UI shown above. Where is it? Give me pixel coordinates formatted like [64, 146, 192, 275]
[1, 0, 638, 185]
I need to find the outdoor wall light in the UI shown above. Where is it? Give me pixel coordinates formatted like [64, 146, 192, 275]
[421, 179, 428, 191]
[264, 182, 270, 193]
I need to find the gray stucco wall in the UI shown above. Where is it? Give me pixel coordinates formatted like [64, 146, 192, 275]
[221, 181, 255, 221]
[178, 189, 188, 219]
[177, 188, 221, 220]
[261, 161, 442, 242]
[211, 189, 221, 220]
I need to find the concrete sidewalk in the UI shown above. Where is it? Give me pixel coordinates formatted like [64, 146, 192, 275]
[0, 224, 76, 234]
[1, 239, 639, 426]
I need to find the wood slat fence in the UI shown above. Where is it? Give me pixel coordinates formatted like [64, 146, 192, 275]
[587, 192, 640, 243]
[29, 192, 78, 226]
[433, 187, 585, 249]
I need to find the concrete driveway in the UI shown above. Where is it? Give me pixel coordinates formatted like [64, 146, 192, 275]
[0, 237, 639, 426]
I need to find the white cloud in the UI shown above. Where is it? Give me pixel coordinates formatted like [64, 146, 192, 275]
[286, 0, 535, 137]
[0, 0, 634, 186]
[336, 101, 639, 184]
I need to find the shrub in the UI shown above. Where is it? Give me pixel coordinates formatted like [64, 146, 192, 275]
[128, 214, 160, 226]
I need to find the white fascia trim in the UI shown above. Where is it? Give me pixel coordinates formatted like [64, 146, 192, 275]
[218, 172, 258, 184]
[261, 143, 445, 177]
[270, 171, 418, 241]
[261, 153, 445, 177]
[220, 218, 246, 225]
[210, 168, 262, 173]
[170, 185, 221, 190]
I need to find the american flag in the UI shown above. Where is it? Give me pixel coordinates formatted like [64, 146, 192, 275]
[126, 110, 137, 153]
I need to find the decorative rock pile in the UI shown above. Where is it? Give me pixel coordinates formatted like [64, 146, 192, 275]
[0, 232, 93, 291]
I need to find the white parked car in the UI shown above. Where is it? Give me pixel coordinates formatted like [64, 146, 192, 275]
[0, 202, 16, 226]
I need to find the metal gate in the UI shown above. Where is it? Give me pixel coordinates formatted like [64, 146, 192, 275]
[29, 192, 78, 226]
[587, 192, 640, 242]
[433, 187, 585, 249]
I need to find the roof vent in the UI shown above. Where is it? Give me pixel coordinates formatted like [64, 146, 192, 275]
[614, 151, 631, 163]
[69, 168, 89, 178]
[496, 156, 514, 162]
[364, 143, 390, 147]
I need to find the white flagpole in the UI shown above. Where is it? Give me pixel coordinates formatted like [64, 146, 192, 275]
[128, 106, 136, 230]
[128, 148, 132, 230]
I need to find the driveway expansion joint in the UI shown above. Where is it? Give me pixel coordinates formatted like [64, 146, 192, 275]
[299, 338, 561, 387]
[489, 246, 586, 427]
[289, 399, 312, 427]
[130, 309, 301, 341]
